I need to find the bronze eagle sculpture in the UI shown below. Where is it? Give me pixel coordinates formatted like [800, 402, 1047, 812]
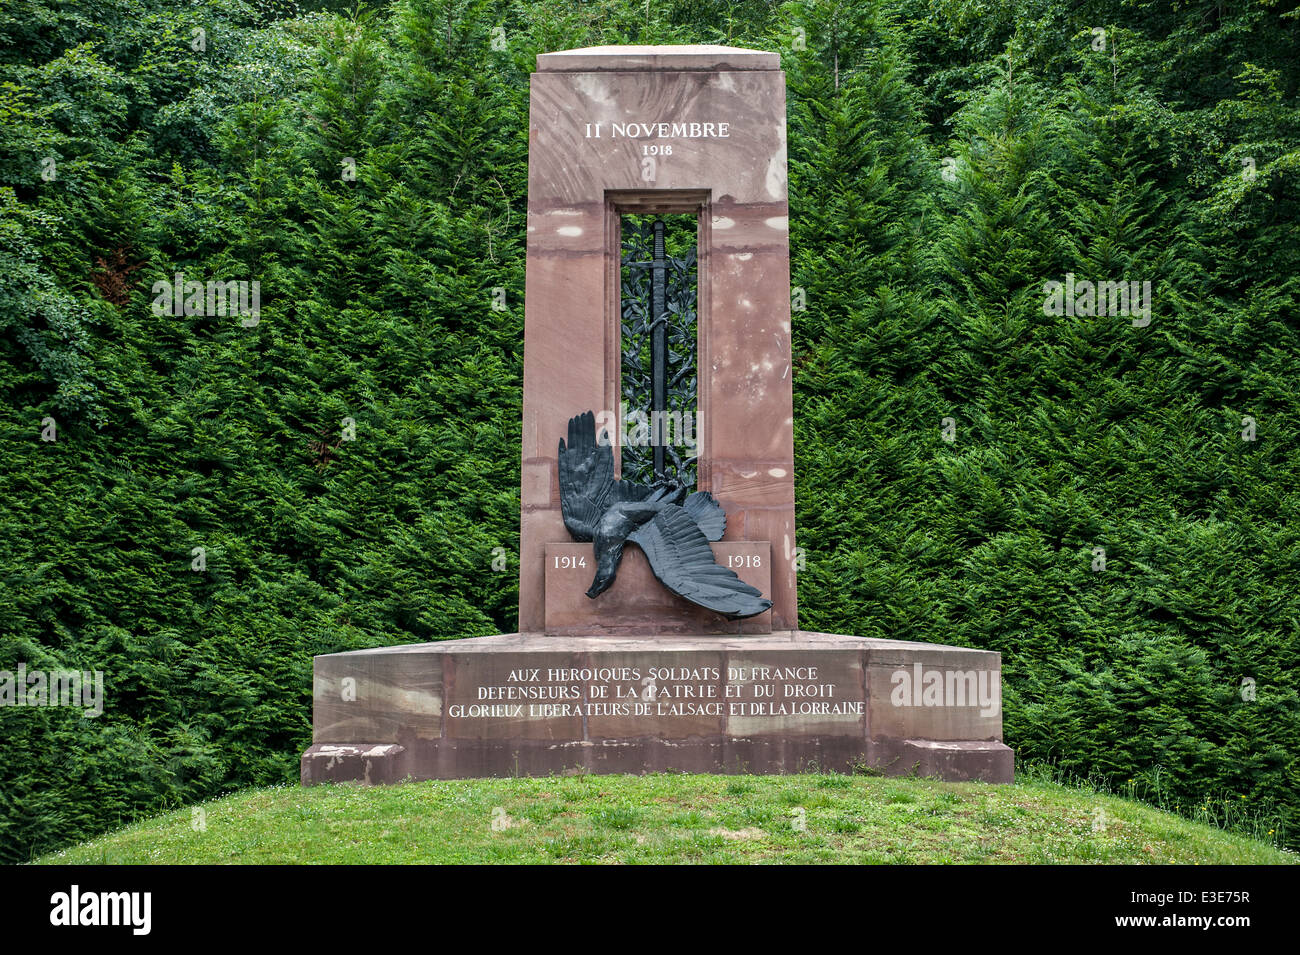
[557, 411, 772, 619]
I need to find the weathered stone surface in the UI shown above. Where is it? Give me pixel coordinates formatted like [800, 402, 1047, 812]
[312, 647, 442, 745]
[519, 45, 797, 634]
[301, 632, 1013, 784]
[543, 541, 771, 635]
[301, 743, 407, 786]
[537, 44, 780, 73]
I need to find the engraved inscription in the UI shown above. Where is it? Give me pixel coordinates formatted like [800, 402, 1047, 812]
[445, 664, 865, 720]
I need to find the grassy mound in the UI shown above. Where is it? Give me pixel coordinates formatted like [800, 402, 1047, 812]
[36, 774, 1295, 865]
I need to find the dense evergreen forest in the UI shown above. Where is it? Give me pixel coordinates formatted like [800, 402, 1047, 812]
[1, 0, 1297, 861]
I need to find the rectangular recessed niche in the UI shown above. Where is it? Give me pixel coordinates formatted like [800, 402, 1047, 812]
[618, 212, 699, 487]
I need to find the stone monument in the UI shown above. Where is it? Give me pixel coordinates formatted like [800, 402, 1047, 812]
[301, 45, 1013, 785]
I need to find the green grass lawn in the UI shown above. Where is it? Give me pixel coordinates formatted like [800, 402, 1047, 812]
[36, 773, 1295, 865]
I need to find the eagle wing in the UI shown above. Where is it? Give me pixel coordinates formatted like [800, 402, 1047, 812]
[628, 505, 772, 619]
[558, 411, 652, 541]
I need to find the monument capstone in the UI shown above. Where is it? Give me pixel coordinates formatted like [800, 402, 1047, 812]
[301, 45, 1014, 784]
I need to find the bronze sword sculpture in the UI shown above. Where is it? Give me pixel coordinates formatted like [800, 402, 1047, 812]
[557, 410, 772, 619]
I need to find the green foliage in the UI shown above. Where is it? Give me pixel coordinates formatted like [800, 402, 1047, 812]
[1, 0, 1298, 861]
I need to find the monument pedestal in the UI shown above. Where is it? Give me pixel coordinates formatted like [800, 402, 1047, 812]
[301, 632, 1013, 785]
